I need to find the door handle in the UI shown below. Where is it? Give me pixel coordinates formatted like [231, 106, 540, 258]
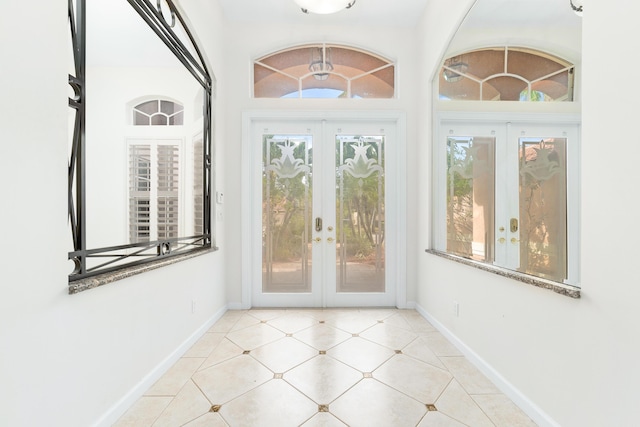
[327, 237, 334, 243]
[314, 237, 322, 243]
[510, 218, 518, 233]
[315, 217, 323, 232]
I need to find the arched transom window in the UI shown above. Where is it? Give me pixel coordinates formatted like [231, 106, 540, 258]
[133, 99, 184, 125]
[439, 47, 574, 101]
[254, 43, 395, 99]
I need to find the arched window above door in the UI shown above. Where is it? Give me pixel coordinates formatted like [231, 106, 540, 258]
[439, 47, 575, 102]
[254, 43, 395, 99]
[133, 99, 184, 126]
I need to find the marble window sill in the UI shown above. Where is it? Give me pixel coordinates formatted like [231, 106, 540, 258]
[68, 247, 217, 295]
[425, 249, 580, 299]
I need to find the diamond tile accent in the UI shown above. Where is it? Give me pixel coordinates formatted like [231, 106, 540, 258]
[374, 355, 452, 404]
[285, 355, 362, 404]
[193, 355, 273, 404]
[219, 379, 317, 427]
[114, 309, 538, 427]
[226, 322, 285, 350]
[331, 379, 426, 427]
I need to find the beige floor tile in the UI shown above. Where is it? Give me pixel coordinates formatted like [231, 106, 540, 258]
[381, 312, 414, 330]
[267, 313, 318, 334]
[293, 324, 352, 351]
[374, 354, 452, 404]
[417, 411, 468, 427]
[360, 322, 418, 350]
[228, 313, 262, 332]
[198, 338, 244, 371]
[300, 412, 348, 426]
[327, 337, 395, 372]
[193, 355, 273, 404]
[435, 380, 495, 427]
[145, 358, 205, 396]
[226, 322, 285, 350]
[182, 412, 229, 427]
[330, 378, 427, 427]
[325, 311, 380, 334]
[183, 332, 225, 358]
[400, 312, 438, 334]
[247, 309, 287, 321]
[152, 381, 211, 427]
[219, 379, 317, 427]
[301, 309, 351, 322]
[208, 311, 245, 333]
[402, 337, 447, 369]
[440, 356, 501, 394]
[113, 396, 172, 427]
[419, 332, 463, 356]
[284, 355, 362, 404]
[250, 337, 317, 373]
[472, 394, 538, 427]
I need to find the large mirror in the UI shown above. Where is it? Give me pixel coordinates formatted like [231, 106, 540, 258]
[68, 0, 213, 282]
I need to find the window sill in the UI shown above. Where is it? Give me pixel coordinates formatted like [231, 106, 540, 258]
[425, 249, 580, 299]
[68, 247, 217, 295]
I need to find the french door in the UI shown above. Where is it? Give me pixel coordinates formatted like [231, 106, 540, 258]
[250, 119, 398, 307]
[437, 119, 580, 285]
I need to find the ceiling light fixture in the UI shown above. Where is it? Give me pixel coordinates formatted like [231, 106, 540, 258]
[309, 47, 333, 80]
[443, 56, 468, 83]
[294, 0, 356, 15]
[569, 0, 583, 17]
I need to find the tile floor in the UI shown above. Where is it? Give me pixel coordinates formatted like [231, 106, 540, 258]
[113, 309, 537, 427]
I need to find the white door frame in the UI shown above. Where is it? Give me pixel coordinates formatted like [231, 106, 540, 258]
[241, 110, 407, 308]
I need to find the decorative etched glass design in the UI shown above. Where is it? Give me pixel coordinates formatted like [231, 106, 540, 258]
[440, 47, 574, 102]
[336, 136, 385, 292]
[263, 136, 313, 293]
[446, 136, 495, 261]
[254, 44, 395, 99]
[519, 138, 567, 281]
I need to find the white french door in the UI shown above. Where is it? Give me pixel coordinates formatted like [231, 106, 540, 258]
[249, 118, 399, 307]
[437, 119, 580, 285]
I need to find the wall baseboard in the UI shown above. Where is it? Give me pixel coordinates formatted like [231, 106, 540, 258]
[414, 304, 560, 427]
[226, 301, 246, 310]
[92, 305, 228, 427]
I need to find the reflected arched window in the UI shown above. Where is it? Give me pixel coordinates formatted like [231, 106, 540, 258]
[254, 44, 395, 99]
[133, 99, 184, 125]
[439, 47, 574, 101]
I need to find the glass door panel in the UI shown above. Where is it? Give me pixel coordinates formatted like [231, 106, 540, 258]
[518, 136, 567, 282]
[336, 135, 385, 293]
[446, 136, 496, 262]
[262, 135, 313, 293]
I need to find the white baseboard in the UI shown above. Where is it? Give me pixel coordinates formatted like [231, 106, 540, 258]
[93, 305, 228, 427]
[226, 301, 247, 310]
[414, 303, 560, 427]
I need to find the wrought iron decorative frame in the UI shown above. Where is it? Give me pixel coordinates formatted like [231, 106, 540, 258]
[68, 0, 213, 282]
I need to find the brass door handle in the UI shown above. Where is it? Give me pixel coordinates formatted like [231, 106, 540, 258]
[327, 237, 334, 243]
[314, 237, 322, 243]
[511, 238, 520, 244]
[498, 237, 506, 244]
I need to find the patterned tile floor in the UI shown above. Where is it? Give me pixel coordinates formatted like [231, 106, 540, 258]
[113, 309, 537, 427]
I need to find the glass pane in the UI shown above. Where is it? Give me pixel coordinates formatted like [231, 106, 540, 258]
[483, 76, 528, 101]
[331, 46, 388, 77]
[531, 70, 572, 101]
[262, 136, 313, 293]
[254, 63, 299, 98]
[336, 136, 385, 293]
[439, 73, 481, 101]
[301, 74, 348, 98]
[518, 137, 567, 281]
[351, 66, 395, 98]
[507, 50, 565, 81]
[446, 136, 495, 261]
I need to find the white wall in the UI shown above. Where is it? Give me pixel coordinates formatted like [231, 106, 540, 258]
[0, 1, 228, 426]
[416, 1, 640, 426]
[221, 21, 420, 307]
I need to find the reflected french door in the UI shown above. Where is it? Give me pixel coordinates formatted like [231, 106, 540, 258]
[253, 120, 396, 307]
[439, 121, 579, 284]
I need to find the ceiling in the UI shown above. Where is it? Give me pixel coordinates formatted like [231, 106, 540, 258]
[216, 0, 432, 27]
[216, 0, 582, 32]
